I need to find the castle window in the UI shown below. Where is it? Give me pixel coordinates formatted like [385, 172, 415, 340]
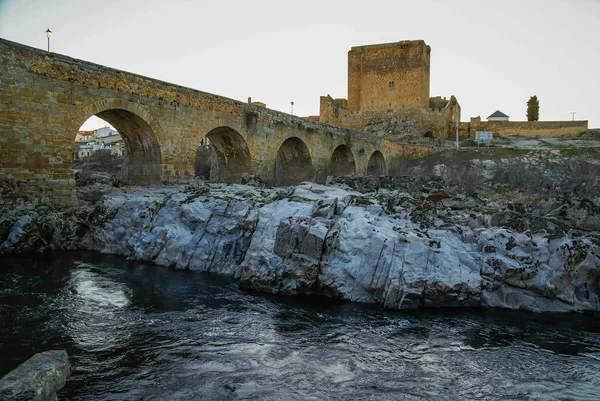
[388, 81, 395, 88]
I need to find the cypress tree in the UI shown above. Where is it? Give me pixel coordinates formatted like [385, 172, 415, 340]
[527, 96, 539, 121]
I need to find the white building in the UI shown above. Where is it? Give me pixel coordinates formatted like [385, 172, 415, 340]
[73, 127, 122, 160]
[94, 127, 118, 138]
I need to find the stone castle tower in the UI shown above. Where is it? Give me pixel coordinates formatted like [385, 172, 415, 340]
[319, 40, 459, 138]
[347, 40, 431, 112]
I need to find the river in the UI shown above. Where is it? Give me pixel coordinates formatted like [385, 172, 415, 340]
[1, 252, 599, 400]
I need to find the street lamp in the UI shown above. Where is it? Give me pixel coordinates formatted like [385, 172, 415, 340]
[45, 28, 52, 52]
[291, 101, 294, 115]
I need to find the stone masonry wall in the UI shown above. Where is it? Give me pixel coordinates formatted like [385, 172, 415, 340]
[467, 120, 588, 138]
[320, 95, 459, 139]
[0, 38, 433, 213]
[347, 41, 431, 112]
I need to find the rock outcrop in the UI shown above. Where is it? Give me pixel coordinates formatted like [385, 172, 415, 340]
[1, 177, 599, 314]
[0, 350, 71, 401]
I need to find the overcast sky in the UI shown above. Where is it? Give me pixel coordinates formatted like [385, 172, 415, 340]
[1, 0, 598, 130]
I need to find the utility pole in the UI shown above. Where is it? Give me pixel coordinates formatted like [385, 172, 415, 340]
[570, 112, 576, 121]
[456, 105, 459, 150]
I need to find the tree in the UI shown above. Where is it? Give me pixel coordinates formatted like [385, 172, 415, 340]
[527, 96, 539, 121]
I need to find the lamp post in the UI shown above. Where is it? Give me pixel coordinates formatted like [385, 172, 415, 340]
[45, 28, 52, 52]
[291, 101, 294, 116]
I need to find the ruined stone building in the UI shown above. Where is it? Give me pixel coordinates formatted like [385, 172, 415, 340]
[319, 40, 460, 139]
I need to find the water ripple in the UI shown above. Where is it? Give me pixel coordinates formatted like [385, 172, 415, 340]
[0, 252, 599, 400]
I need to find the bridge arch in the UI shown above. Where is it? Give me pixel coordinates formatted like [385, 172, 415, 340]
[367, 150, 386, 176]
[201, 126, 252, 183]
[69, 99, 165, 185]
[274, 137, 314, 186]
[330, 145, 356, 177]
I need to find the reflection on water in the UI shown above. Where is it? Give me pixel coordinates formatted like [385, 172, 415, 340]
[71, 266, 131, 308]
[65, 265, 132, 351]
[0, 251, 599, 401]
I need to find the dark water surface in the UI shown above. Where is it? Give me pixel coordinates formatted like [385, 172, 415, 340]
[1, 252, 599, 400]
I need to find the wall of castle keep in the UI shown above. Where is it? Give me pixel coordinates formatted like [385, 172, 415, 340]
[321, 95, 460, 139]
[466, 120, 588, 138]
[347, 41, 431, 112]
[0, 39, 433, 213]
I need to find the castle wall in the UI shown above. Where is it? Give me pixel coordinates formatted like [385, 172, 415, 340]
[458, 122, 471, 138]
[468, 120, 588, 138]
[347, 41, 431, 112]
[323, 40, 588, 142]
[347, 50, 362, 112]
[320, 95, 459, 139]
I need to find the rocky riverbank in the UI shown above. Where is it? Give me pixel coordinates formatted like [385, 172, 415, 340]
[1, 148, 599, 313]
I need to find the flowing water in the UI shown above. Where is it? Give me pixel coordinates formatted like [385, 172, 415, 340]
[1, 252, 599, 400]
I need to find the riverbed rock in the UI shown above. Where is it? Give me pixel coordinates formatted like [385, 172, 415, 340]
[0, 350, 71, 401]
[74, 170, 118, 187]
[2, 178, 599, 314]
[240, 187, 482, 308]
[80, 185, 260, 276]
[185, 176, 210, 195]
[478, 229, 600, 312]
[239, 195, 319, 294]
[240, 173, 266, 188]
[0, 215, 33, 252]
[76, 183, 114, 203]
[328, 175, 381, 193]
[319, 206, 482, 309]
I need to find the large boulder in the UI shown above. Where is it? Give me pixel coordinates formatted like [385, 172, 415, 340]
[316, 203, 482, 308]
[240, 183, 482, 308]
[81, 185, 260, 276]
[479, 229, 600, 312]
[0, 350, 71, 401]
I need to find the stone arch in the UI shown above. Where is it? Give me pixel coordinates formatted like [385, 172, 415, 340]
[367, 151, 386, 176]
[274, 137, 314, 186]
[69, 99, 165, 185]
[330, 145, 356, 177]
[199, 126, 252, 183]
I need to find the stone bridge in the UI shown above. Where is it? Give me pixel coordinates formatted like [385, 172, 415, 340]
[0, 38, 431, 211]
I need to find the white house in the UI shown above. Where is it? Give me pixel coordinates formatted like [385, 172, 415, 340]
[94, 127, 118, 138]
[73, 127, 122, 160]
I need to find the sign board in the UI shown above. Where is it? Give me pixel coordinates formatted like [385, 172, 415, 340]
[475, 131, 493, 143]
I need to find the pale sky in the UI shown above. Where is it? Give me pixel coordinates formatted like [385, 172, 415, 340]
[1, 0, 599, 130]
